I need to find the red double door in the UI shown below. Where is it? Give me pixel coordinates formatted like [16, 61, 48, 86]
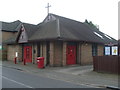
[24, 46, 32, 63]
[66, 45, 76, 65]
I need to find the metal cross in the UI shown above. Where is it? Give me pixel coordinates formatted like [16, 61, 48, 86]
[45, 3, 51, 15]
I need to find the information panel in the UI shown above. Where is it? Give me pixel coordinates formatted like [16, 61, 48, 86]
[112, 46, 118, 55]
[105, 47, 110, 55]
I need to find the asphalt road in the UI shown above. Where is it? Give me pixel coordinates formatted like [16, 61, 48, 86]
[2, 66, 93, 88]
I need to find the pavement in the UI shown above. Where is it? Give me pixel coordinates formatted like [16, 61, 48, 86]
[1, 60, 119, 89]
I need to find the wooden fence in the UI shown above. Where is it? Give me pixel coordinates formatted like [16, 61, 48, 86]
[93, 56, 120, 74]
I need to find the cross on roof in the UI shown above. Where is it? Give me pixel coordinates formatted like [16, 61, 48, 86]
[45, 3, 51, 15]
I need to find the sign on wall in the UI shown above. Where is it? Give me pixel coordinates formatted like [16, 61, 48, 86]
[105, 47, 110, 55]
[112, 46, 118, 55]
[0, 45, 2, 50]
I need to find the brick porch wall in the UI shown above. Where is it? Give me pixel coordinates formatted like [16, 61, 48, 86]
[32, 41, 66, 67]
[7, 44, 22, 61]
[42, 42, 47, 66]
[76, 43, 81, 64]
[98, 45, 104, 56]
[81, 43, 93, 65]
[80, 43, 104, 65]
[49, 41, 54, 66]
[49, 41, 63, 66]
[20, 42, 104, 67]
[62, 42, 67, 66]
[32, 42, 48, 66]
[53, 41, 63, 66]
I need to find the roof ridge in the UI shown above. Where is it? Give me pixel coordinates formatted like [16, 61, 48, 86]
[1, 20, 21, 24]
[50, 13, 83, 24]
[22, 22, 37, 26]
[12, 20, 21, 23]
[56, 19, 60, 38]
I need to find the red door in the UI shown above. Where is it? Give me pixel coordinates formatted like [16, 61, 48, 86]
[24, 46, 32, 63]
[66, 45, 76, 65]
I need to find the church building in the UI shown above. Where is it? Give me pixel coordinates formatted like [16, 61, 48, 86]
[2, 14, 117, 66]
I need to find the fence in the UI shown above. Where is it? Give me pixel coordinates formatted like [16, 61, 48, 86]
[93, 56, 120, 74]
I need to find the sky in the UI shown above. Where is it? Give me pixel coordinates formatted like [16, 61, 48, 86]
[0, 0, 119, 40]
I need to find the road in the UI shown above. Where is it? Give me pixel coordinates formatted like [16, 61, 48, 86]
[2, 66, 93, 88]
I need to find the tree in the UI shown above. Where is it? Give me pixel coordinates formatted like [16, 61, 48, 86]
[84, 19, 99, 30]
[85, 19, 89, 24]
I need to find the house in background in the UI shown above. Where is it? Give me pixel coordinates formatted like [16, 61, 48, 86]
[3, 14, 117, 66]
[0, 20, 21, 60]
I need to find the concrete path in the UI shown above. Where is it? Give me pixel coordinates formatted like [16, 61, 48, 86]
[2, 61, 119, 89]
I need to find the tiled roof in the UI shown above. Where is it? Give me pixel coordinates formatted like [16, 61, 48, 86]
[3, 14, 117, 44]
[29, 20, 59, 41]
[1, 20, 21, 32]
[29, 14, 117, 44]
[22, 23, 38, 38]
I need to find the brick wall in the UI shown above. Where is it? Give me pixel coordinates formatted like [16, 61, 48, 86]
[76, 43, 81, 64]
[42, 42, 47, 66]
[6, 41, 104, 66]
[2, 31, 17, 41]
[81, 43, 93, 65]
[48, 42, 103, 66]
[18, 45, 22, 61]
[7, 44, 22, 61]
[62, 42, 67, 66]
[53, 41, 63, 66]
[49, 41, 63, 66]
[2, 31, 17, 60]
[98, 45, 104, 56]
[80, 43, 104, 65]
[49, 41, 54, 66]
[32, 42, 47, 66]
[31, 42, 65, 67]
[2, 45, 7, 60]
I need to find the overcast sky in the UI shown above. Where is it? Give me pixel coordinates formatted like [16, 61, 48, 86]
[0, 0, 119, 39]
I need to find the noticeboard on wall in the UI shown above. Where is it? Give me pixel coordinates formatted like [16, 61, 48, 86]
[105, 46, 110, 55]
[112, 46, 118, 55]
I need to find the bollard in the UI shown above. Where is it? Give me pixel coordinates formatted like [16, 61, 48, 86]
[14, 57, 17, 64]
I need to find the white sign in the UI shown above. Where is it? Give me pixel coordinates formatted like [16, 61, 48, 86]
[0, 45, 2, 50]
[16, 52, 18, 57]
[105, 47, 110, 55]
[112, 46, 118, 55]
